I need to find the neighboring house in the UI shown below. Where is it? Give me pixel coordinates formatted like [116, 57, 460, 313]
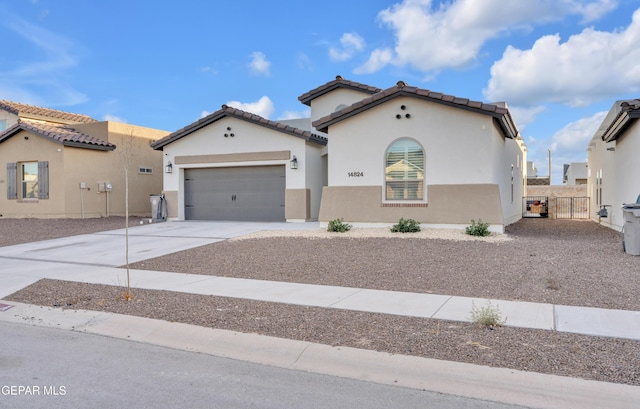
[151, 105, 328, 221]
[153, 76, 526, 232]
[587, 99, 640, 230]
[526, 161, 550, 186]
[0, 101, 169, 218]
[563, 162, 588, 185]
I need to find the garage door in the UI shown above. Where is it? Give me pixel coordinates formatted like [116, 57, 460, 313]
[184, 166, 285, 221]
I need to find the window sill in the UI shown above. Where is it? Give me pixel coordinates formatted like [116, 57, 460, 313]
[381, 202, 428, 208]
[17, 199, 39, 203]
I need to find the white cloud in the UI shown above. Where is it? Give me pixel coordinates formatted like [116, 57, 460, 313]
[573, 0, 618, 23]
[103, 114, 126, 123]
[278, 110, 310, 120]
[329, 32, 365, 62]
[550, 110, 607, 153]
[296, 53, 313, 70]
[248, 52, 271, 76]
[354, 48, 394, 74]
[485, 8, 640, 107]
[508, 105, 547, 131]
[226, 96, 275, 119]
[0, 15, 87, 106]
[357, 0, 617, 74]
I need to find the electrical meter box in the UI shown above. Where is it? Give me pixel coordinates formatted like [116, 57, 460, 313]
[98, 182, 113, 192]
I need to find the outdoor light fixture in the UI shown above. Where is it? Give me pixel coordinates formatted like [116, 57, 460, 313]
[290, 156, 298, 169]
[165, 161, 173, 174]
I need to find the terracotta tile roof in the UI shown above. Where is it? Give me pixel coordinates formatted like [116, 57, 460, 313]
[312, 81, 519, 138]
[298, 75, 382, 106]
[151, 105, 328, 150]
[0, 119, 115, 150]
[0, 100, 96, 124]
[602, 99, 640, 142]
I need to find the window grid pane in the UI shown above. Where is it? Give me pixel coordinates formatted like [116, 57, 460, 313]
[21, 162, 38, 199]
[385, 140, 424, 200]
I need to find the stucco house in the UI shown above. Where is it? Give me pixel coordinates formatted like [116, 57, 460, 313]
[152, 76, 526, 232]
[0, 101, 169, 218]
[150, 105, 328, 221]
[587, 99, 640, 230]
[308, 78, 526, 233]
[563, 162, 588, 185]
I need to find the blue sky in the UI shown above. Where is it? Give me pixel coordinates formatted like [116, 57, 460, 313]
[1, 0, 640, 184]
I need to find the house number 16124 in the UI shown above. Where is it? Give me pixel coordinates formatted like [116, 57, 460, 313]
[348, 172, 364, 177]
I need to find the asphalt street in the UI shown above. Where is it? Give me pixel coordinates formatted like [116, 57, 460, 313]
[0, 321, 530, 409]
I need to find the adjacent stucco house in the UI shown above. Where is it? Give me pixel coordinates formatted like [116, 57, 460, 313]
[587, 99, 640, 230]
[153, 76, 526, 232]
[151, 105, 328, 221]
[308, 78, 526, 233]
[563, 162, 588, 185]
[0, 100, 169, 218]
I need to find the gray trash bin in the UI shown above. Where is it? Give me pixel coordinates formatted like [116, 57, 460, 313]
[149, 194, 167, 222]
[622, 203, 640, 256]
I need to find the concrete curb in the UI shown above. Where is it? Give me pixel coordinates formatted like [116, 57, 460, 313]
[2, 301, 639, 409]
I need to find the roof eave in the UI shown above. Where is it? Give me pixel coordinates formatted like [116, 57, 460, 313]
[602, 110, 640, 142]
[63, 141, 115, 151]
[313, 89, 518, 138]
[152, 108, 327, 150]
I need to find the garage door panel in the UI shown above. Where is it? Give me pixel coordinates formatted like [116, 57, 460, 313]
[184, 166, 285, 221]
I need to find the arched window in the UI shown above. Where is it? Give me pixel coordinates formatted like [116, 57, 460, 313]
[385, 139, 424, 200]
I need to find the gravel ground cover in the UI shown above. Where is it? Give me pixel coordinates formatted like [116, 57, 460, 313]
[0, 216, 146, 247]
[4, 217, 640, 386]
[128, 218, 640, 311]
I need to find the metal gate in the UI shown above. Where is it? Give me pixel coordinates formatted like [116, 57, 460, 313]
[556, 197, 589, 219]
[523, 196, 549, 218]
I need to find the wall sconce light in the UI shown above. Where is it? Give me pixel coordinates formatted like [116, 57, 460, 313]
[606, 147, 615, 151]
[290, 156, 298, 169]
[165, 161, 173, 173]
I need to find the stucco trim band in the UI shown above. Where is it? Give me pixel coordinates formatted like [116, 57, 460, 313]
[175, 151, 290, 165]
[319, 184, 503, 225]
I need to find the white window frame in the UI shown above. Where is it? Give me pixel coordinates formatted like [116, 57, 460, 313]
[384, 138, 425, 202]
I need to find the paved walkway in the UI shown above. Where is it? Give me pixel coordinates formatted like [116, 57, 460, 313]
[2, 220, 640, 408]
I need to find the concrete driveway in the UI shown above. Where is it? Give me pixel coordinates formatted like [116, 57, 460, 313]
[0, 220, 318, 298]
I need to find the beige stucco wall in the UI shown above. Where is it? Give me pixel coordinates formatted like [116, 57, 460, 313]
[319, 96, 524, 229]
[527, 185, 588, 219]
[319, 184, 504, 231]
[0, 110, 19, 130]
[0, 129, 67, 217]
[285, 189, 310, 221]
[0, 122, 166, 218]
[159, 117, 325, 221]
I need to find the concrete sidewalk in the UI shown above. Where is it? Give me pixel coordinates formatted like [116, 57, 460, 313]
[6, 264, 640, 341]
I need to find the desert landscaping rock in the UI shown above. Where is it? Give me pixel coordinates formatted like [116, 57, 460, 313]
[3, 217, 640, 386]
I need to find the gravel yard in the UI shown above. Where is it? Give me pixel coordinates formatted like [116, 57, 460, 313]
[3, 217, 640, 386]
[0, 216, 147, 247]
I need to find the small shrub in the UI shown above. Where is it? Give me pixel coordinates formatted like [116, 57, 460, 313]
[465, 219, 491, 237]
[469, 300, 506, 328]
[390, 218, 421, 233]
[327, 218, 352, 232]
[545, 273, 559, 290]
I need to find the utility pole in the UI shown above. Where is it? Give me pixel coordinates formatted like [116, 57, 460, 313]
[548, 149, 552, 185]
